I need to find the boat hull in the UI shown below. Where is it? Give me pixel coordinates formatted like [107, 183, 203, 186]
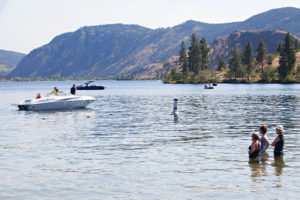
[18, 96, 96, 111]
[76, 86, 105, 90]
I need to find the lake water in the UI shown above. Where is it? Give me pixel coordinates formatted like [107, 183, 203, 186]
[0, 80, 300, 199]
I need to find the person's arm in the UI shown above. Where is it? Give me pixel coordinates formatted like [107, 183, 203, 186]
[271, 136, 279, 146]
[264, 137, 270, 150]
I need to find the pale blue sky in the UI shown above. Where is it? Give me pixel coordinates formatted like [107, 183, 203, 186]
[0, 0, 300, 53]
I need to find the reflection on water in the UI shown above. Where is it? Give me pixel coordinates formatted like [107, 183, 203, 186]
[249, 153, 284, 180]
[0, 81, 300, 199]
[272, 156, 285, 176]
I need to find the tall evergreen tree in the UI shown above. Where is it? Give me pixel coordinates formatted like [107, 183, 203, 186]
[243, 41, 254, 80]
[179, 41, 188, 75]
[256, 39, 267, 71]
[276, 43, 284, 54]
[199, 38, 210, 70]
[229, 46, 244, 80]
[278, 33, 296, 81]
[294, 39, 299, 50]
[188, 33, 201, 74]
[218, 57, 226, 71]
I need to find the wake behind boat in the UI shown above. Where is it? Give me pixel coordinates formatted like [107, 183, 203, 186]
[17, 94, 96, 111]
[76, 81, 105, 90]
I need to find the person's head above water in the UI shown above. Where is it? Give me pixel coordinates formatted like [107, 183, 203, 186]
[259, 125, 268, 135]
[252, 132, 260, 141]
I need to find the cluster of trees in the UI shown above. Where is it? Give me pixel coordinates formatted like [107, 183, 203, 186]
[166, 32, 299, 84]
[166, 33, 217, 83]
[221, 33, 298, 83]
[223, 39, 267, 81]
[115, 74, 136, 80]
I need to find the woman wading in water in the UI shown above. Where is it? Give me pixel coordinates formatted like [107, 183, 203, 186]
[271, 125, 284, 157]
[249, 132, 261, 160]
[259, 125, 270, 153]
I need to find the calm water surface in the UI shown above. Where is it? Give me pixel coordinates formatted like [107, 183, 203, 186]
[0, 81, 300, 199]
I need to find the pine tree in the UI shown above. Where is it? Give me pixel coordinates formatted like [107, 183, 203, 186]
[218, 57, 226, 71]
[243, 41, 254, 80]
[278, 33, 296, 81]
[295, 40, 298, 50]
[294, 39, 300, 50]
[229, 46, 244, 80]
[256, 39, 267, 71]
[199, 38, 210, 70]
[188, 33, 201, 74]
[167, 66, 181, 82]
[276, 43, 284, 54]
[179, 41, 188, 75]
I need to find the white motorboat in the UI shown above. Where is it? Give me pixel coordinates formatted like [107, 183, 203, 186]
[17, 94, 96, 111]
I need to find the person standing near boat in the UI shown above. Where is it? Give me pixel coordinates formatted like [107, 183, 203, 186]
[259, 125, 270, 153]
[70, 84, 77, 95]
[271, 125, 284, 157]
[249, 132, 261, 160]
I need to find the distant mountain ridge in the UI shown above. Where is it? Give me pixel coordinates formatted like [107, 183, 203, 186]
[11, 7, 300, 78]
[0, 49, 25, 75]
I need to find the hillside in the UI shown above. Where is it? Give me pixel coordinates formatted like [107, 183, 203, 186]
[11, 7, 300, 78]
[209, 30, 299, 69]
[0, 49, 25, 75]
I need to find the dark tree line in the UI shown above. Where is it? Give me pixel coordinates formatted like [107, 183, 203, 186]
[278, 33, 297, 81]
[167, 33, 213, 83]
[226, 33, 297, 82]
[179, 33, 210, 75]
[168, 32, 298, 84]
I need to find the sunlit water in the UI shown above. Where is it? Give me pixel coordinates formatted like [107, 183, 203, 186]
[0, 80, 300, 199]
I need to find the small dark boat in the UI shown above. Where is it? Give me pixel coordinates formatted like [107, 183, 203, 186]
[213, 83, 217, 86]
[76, 81, 105, 90]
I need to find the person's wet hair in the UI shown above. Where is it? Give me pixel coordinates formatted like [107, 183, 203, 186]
[252, 132, 260, 141]
[259, 125, 268, 134]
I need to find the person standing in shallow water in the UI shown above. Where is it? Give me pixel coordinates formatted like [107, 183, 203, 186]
[249, 132, 261, 159]
[259, 125, 270, 153]
[271, 125, 284, 157]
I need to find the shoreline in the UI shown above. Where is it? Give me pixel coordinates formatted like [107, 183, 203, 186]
[1, 78, 300, 84]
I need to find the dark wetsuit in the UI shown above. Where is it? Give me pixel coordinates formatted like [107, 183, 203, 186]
[70, 86, 76, 95]
[249, 145, 260, 158]
[274, 134, 284, 157]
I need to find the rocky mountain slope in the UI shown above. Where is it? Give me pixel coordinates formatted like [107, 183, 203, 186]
[0, 49, 25, 75]
[11, 7, 300, 78]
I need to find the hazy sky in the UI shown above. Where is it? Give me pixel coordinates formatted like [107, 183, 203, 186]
[0, 0, 300, 53]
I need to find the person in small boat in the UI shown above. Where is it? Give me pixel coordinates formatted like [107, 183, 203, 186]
[271, 125, 284, 157]
[48, 87, 60, 95]
[249, 132, 261, 159]
[259, 125, 270, 153]
[36, 93, 41, 99]
[70, 84, 77, 95]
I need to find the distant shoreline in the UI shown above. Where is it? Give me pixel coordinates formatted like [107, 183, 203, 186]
[1, 76, 300, 84]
